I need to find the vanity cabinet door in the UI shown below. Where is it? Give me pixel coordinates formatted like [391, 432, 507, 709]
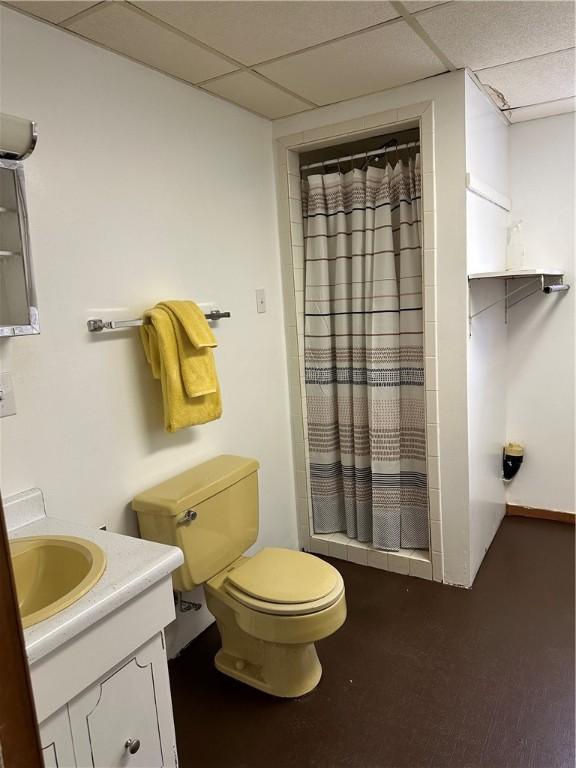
[68, 634, 176, 767]
[40, 707, 76, 767]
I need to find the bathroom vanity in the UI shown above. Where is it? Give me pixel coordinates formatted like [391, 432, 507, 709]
[5, 489, 183, 768]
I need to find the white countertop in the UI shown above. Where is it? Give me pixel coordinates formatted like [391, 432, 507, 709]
[10, 514, 183, 664]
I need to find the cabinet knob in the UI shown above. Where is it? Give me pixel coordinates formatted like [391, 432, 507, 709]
[125, 738, 141, 755]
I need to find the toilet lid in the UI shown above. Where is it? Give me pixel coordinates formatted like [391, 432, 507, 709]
[225, 547, 340, 604]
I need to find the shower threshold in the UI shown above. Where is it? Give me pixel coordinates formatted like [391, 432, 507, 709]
[306, 531, 436, 581]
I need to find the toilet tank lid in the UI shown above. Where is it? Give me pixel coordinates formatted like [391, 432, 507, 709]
[132, 455, 260, 517]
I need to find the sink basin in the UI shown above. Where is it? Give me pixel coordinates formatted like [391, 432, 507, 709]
[10, 536, 106, 629]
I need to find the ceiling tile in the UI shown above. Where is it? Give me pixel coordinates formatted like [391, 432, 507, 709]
[418, 1, 576, 70]
[479, 49, 576, 109]
[66, 3, 236, 83]
[507, 97, 576, 124]
[133, 1, 400, 66]
[202, 72, 311, 119]
[6, 1, 97, 24]
[256, 21, 446, 106]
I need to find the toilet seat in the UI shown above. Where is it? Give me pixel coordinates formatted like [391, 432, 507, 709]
[223, 547, 344, 616]
[225, 576, 344, 616]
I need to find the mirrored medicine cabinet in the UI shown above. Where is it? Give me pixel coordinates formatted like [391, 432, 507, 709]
[0, 114, 39, 337]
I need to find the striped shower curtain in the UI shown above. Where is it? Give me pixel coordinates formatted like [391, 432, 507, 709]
[302, 156, 428, 551]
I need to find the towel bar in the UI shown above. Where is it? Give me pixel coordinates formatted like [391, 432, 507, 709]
[87, 310, 231, 333]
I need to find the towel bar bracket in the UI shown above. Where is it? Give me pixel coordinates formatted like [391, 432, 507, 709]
[87, 310, 231, 333]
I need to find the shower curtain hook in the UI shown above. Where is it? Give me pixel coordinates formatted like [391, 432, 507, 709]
[382, 139, 394, 167]
[391, 139, 400, 167]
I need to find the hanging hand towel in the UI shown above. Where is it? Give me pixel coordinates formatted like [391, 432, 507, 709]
[157, 300, 217, 349]
[157, 301, 218, 398]
[140, 303, 222, 432]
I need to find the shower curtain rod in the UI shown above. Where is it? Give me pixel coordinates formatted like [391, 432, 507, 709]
[300, 140, 420, 171]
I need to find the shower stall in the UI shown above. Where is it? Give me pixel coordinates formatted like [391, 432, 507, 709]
[276, 110, 440, 581]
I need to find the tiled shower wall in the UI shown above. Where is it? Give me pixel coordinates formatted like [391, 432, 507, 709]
[275, 102, 445, 583]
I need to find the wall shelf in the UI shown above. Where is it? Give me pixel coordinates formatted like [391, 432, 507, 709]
[466, 173, 511, 212]
[468, 269, 570, 333]
[468, 268, 563, 280]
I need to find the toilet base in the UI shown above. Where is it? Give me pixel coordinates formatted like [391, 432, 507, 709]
[213, 621, 323, 698]
[205, 585, 327, 699]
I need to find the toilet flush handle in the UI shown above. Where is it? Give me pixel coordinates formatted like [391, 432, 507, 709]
[177, 509, 198, 526]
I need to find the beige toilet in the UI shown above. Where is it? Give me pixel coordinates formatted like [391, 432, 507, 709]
[133, 455, 347, 698]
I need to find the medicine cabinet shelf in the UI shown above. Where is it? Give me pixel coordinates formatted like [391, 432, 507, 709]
[0, 250, 20, 258]
[468, 268, 570, 334]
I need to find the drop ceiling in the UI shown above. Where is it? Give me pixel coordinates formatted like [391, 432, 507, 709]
[4, 1, 576, 122]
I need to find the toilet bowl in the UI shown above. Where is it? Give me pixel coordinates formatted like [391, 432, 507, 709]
[205, 548, 346, 697]
[133, 455, 347, 698]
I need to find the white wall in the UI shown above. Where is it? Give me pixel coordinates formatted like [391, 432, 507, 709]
[507, 113, 575, 514]
[0, 9, 298, 651]
[464, 75, 509, 582]
[273, 70, 473, 586]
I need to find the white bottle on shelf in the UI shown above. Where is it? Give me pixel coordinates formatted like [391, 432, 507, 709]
[506, 220, 525, 271]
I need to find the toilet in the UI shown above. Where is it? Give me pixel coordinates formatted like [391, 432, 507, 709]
[133, 455, 346, 698]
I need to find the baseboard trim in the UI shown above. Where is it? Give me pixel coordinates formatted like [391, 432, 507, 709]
[506, 504, 575, 524]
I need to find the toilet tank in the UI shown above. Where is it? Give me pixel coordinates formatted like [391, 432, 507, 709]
[133, 455, 260, 592]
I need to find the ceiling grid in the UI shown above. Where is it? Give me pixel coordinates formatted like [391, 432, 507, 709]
[2, 0, 575, 121]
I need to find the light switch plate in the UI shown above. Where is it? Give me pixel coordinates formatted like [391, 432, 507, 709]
[0, 372, 16, 417]
[256, 288, 266, 314]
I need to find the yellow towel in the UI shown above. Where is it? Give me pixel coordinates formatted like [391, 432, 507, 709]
[157, 300, 217, 349]
[157, 302, 217, 398]
[140, 302, 222, 432]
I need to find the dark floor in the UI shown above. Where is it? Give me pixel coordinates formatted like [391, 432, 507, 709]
[169, 518, 575, 768]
